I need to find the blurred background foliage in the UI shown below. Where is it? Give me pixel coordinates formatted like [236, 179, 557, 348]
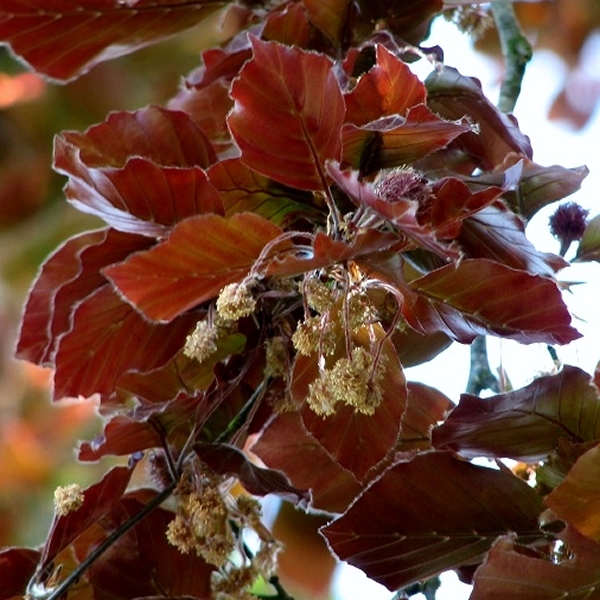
[0, 1, 598, 597]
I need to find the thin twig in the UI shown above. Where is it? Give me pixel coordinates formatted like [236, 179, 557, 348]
[466, 336, 500, 396]
[491, 1, 532, 113]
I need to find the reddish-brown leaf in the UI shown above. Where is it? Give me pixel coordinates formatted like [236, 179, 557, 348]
[228, 37, 345, 191]
[291, 326, 407, 481]
[342, 105, 471, 172]
[471, 531, 600, 600]
[403, 258, 580, 345]
[78, 416, 162, 462]
[251, 411, 363, 513]
[17, 228, 151, 367]
[53, 285, 198, 400]
[85, 491, 214, 599]
[345, 45, 426, 126]
[64, 158, 225, 236]
[104, 213, 286, 322]
[546, 444, 600, 542]
[322, 452, 545, 591]
[194, 443, 309, 505]
[303, 0, 351, 45]
[262, 1, 312, 48]
[458, 203, 568, 276]
[0, 0, 225, 81]
[40, 465, 133, 572]
[433, 366, 600, 462]
[426, 66, 532, 169]
[54, 105, 216, 170]
[0, 547, 40, 600]
[208, 158, 321, 227]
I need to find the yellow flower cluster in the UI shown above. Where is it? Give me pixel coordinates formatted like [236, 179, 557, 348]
[292, 316, 336, 356]
[216, 282, 256, 321]
[53, 483, 84, 517]
[183, 320, 219, 364]
[306, 346, 387, 417]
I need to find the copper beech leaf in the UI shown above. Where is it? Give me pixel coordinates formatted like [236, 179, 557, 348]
[303, 0, 352, 45]
[0, 0, 226, 82]
[0, 547, 40, 600]
[17, 228, 151, 367]
[425, 66, 532, 169]
[54, 285, 198, 400]
[194, 443, 309, 505]
[54, 105, 216, 170]
[63, 158, 225, 237]
[344, 44, 426, 126]
[251, 410, 363, 513]
[104, 212, 286, 322]
[291, 325, 407, 482]
[471, 529, 600, 600]
[39, 465, 134, 572]
[401, 258, 580, 345]
[84, 491, 214, 599]
[546, 444, 600, 542]
[227, 37, 345, 191]
[433, 366, 600, 462]
[322, 452, 545, 591]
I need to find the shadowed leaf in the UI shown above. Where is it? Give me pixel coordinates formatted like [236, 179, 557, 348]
[322, 452, 545, 591]
[251, 410, 363, 513]
[303, 0, 352, 45]
[433, 366, 600, 462]
[195, 443, 309, 505]
[0, 0, 226, 82]
[228, 37, 345, 191]
[0, 547, 40, 600]
[576, 214, 600, 263]
[104, 213, 286, 322]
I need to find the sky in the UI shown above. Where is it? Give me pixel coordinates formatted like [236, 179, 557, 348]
[332, 14, 600, 600]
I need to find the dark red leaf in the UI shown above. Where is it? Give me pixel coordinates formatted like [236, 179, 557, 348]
[208, 158, 321, 226]
[459, 203, 568, 276]
[194, 443, 309, 505]
[302, 0, 352, 45]
[104, 213, 286, 322]
[85, 490, 214, 599]
[291, 325, 407, 481]
[426, 66, 532, 169]
[342, 105, 471, 172]
[53, 285, 198, 400]
[471, 530, 600, 600]
[0, 0, 225, 81]
[17, 228, 151, 367]
[54, 105, 216, 170]
[433, 366, 600, 462]
[344, 45, 426, 126]
[78, 416, 162, 462]
[262, 1, 312, 48]
[228, 37, 345, 191]
[40, 465, 133, 572]
[0, 547, 40, 600]
[322, 452, 545, 591]
[251, 411, 363, 513]
[400, 258, 580, 345]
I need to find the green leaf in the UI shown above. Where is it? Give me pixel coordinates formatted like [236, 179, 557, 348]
[575, 214, 600, 262]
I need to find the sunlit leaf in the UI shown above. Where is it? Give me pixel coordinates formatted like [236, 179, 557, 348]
[433, 366, 600, 462]
[251, 410, 363, 513]
[228, 37, 345, 191]
[322, 452, 545, 591]
[0, 0, 226, 81]
[54, 105, 216, 170]
[63, 158, 225, 236]
[40, 466, 133, 572]
[104, 213, 286, 322]
[426, 66, 532, 169]
[53, 285, 198, 400]
[195, 443, 309, 505]
[546, 444, 600, 542]
[344, 45, 426, 126]
[575, 214, 600, 262]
